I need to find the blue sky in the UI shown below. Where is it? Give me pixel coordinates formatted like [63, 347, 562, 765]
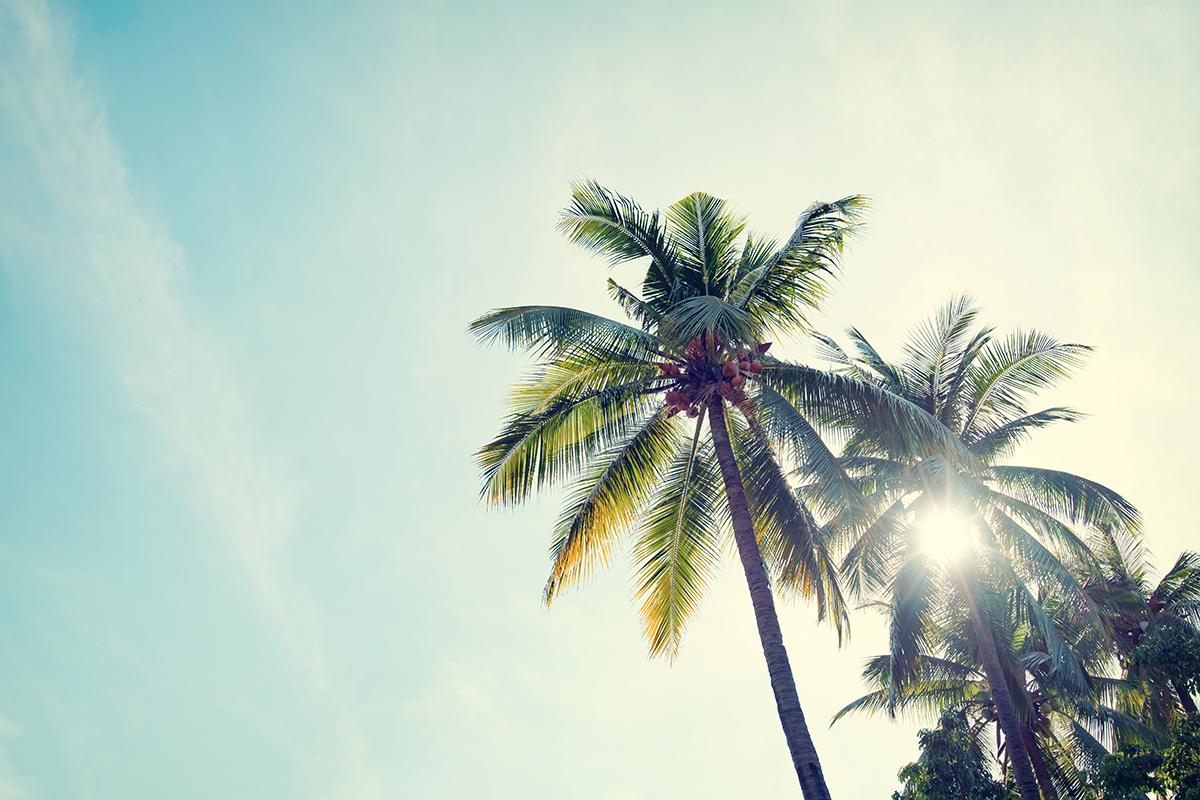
[1, 0, 1198, 797]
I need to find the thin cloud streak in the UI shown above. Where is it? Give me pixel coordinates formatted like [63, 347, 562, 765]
[0, 1, 377, 796]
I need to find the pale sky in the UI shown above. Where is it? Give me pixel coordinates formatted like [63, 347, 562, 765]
[0, 0, 1198, 797]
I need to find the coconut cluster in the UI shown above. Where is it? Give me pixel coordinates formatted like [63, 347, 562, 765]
[658, 335, 770, 418]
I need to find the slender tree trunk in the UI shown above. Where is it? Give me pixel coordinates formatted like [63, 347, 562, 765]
[707, 397, 833, 800]
[1022, 725, 1058, 800]
[958, 574, 1042, 800]
[1174, 680, 1198, 715]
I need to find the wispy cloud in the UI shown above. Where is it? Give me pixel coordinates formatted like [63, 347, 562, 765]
[0, 1, 376, 795]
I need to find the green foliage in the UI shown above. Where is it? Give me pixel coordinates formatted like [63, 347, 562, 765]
[891, 710, 1014, 800]
[1132, 625, 1200, 699]
[824, 297, 1135, 698]
[1083, 714, 1200, 799]
[825, 297, 1151, 798]
[1161, 715, 1200, 799]
[1084, 746, 1164, 799]
[475, 181, 885, 659]
[1087, 543, 1200, 729]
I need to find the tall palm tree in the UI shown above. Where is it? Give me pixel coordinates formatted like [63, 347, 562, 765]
[1084, 531, 1200, 723]
[472, 182, 963, 798]
[813, 297, 1141, 800]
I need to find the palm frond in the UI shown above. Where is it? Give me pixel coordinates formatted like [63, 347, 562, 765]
[730, 196, 866, 332]
[470, 304, 658, 360]
[606, 278, 660, 329]
[557, 180, 679, 306]
[899, 294, 979, 418]
[657, 294, 760, 349]
[633, 427, 725, 659]
[664, 191, 745, 296]
[839, 498, 908, 599]
[967, 408, 1086, 459]
[962, 331, 1091, 437]
[544, 409, 681, 601]
[986, 466, 1141, 537]
[762, 362, 978, 466]
[845, 326, 906, 392]
[733, 419, 850, 640]
[756, 382, 868, 521]
[887, 536, 941, 687]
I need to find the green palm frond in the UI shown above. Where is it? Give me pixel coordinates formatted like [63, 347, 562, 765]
[938, 326, 994, 431]
[762, 362, 977, 466]
[606, 278, 660, 329]
[725, 232, 779, 301]
[633, 428, 725, 659]
[967, 407, 1085, 459]
[887, 537, 941, 687]
[962, 331, 1091, 437]
[664, 191, 745, 296]
[544, 409, 681, 601]
[657, 294, 760, 349]
[1152, 551, 1200, 622]
[980, 487, 1101, 573]
[508, 354, 659, 415]
[899, 295, 980, 418]
[757, 382, 867, 521]
[839, 497, 907, 598]
[471, 304, 659, 360]
[989, 555, 1090, 695]
[986, 510, 1102, 633]
[730, 197, 866, 332]
[733, 420, 849, 639]
[845, 326, 906, 392]
[986, 466, 1141, 538]
[477, 376, 659, 506]
[831, 681, 979, 724]
[557, 180, 679, 305]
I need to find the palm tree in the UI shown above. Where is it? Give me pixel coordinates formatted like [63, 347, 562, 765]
[834, 589, 1161, 800]
[1084, 531, 1200, 723]
[814, 297, 1141, 800]
[472, 182, 963, 798]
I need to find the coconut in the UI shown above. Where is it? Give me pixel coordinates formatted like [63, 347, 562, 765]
[722, 361, 737, 378]
[749, 360, 763, 374]
[730, 374, 744, 388]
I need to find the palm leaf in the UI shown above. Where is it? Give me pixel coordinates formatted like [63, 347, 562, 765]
[632, 425, 725, 659]
[544, 409, 680, 600]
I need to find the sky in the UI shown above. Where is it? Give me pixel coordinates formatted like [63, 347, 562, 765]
[0, 0, 1197, 797]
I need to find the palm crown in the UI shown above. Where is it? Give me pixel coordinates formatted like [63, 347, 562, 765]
[812, 297, 1141, 800]
[473, 181, 970, 798]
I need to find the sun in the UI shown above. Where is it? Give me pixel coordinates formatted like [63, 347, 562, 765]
[915, 506, 977, 565]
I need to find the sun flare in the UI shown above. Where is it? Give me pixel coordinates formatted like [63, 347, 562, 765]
[915, 507, 977, 565]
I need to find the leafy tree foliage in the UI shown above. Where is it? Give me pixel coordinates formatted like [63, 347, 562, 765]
[892, 710, 1015, 800]
[1082, 714, 1200, 799]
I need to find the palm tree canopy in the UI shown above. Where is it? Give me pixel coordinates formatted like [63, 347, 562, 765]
[1084, 531, 1200, 727]
[472, 182, 964, 659]
[811, 297, 1143, 800]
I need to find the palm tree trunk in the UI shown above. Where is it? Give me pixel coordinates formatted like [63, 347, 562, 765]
[1022, 725, 1058, 800]
[1173, 680, 1198, 714]
[958, 574, 1042, 800]
[706, 397, 833, 800]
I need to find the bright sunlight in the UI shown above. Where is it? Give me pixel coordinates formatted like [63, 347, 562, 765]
[915, 506, 977, 566]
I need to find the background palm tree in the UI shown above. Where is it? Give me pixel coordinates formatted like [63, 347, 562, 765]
[1084, 531, 1200, 723]
[472, 182, 963, 798]
[812, 297, 1141, 800]
[834, 593, 1161, 800]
